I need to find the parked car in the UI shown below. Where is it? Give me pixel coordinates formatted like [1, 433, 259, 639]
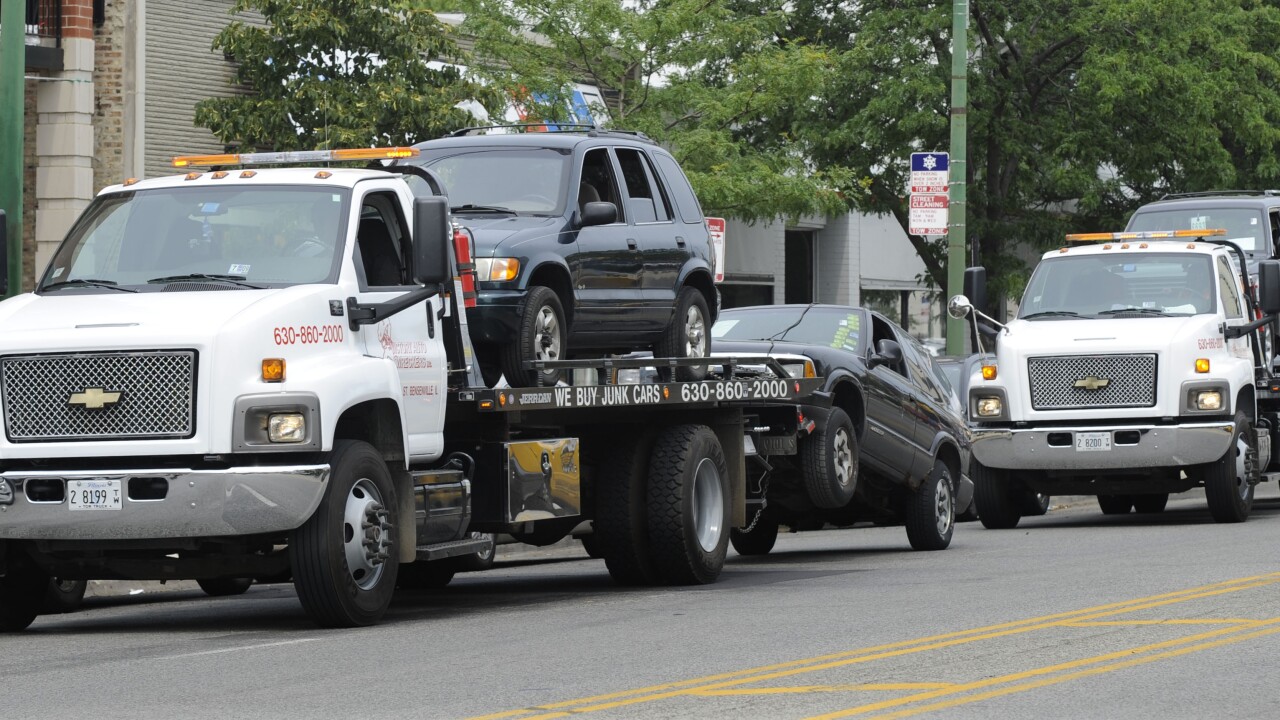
[402, 128, 718, 387]
[934, 354, 1050, 518]
[711, 304, 974, 553]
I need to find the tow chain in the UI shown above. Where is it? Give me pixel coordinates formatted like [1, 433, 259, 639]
[739, 471, 772, 534]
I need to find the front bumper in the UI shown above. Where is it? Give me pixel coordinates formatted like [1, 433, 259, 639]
[468, 289, 526, 344]
[0, 465, 328, 540]
[971, 422, 1234, 471]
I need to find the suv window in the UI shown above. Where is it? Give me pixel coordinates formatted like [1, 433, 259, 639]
[650, 151, 704, 224]
[616, 148, 672, 223]
[418, 147, 569, 214]
[581, 148, 625, 221]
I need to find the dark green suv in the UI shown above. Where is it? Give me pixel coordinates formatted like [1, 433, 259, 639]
[404, 128, 717, 387]
[1127, 190, 1280, 273]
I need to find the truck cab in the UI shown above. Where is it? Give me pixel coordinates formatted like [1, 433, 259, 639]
[950, 229, 1280, 528]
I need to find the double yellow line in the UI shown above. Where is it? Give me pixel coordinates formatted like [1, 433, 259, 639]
[467, 572, 1280, 720]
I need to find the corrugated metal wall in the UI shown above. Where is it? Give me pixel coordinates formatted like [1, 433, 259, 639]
[143, 1, 260, 178]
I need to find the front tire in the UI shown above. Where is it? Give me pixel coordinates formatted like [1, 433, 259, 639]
[197, 578, 253, 597]
[594, 434, 660, 585]
[1097, 495, 1133, 515]
[905, 459, 955, 551]
[1019, 491, 1051, 516]
[730, 516, 779, 556]
[501, 286, 566, 387]
[1132, 494, 1169, 514]
[290, 440, 399, 628]
[1198, 410, 1256, 523]
[0, 570, 47, 632]
[454, 532, 497, 572]
[973, 459, 1022, 529]
[647, 425, 731, 584]
[42, 578, 88, 614]
[799, 408, 858, 509]
[656, 287, 711, 381]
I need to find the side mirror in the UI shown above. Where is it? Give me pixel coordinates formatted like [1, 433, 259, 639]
[963, 266, 987, 312]
[1259, 260, 1280, 314]
[0, 209, 8, 296]
[868, 338, 903, 369]
[412, 196, 450, 287]
[947, 294, 973, 319]
[578, 201, 617, 228]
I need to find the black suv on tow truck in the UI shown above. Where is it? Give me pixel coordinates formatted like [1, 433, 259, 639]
[403, 126, 718, 387]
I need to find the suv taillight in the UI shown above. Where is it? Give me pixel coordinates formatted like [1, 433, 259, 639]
[453, 226, 477, 309]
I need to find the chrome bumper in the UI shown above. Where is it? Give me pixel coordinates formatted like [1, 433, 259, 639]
[0, 465, 328, 540]
[970, 423, 1235, 471]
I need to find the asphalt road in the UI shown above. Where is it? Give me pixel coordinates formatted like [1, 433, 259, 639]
[9, 485, 1280, 720]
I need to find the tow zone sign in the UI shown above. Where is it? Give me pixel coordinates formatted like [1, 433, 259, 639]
[909, 193, 949, 236]
[909, 152, 949, 236]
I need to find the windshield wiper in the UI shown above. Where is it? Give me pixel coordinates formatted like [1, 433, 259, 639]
[1021, 310, 1082, 320]
[41, 279, 137, 293]
[146, 274, 263, 289]
[1097, 307, 1172, 317]
[450, 204, 517, 214]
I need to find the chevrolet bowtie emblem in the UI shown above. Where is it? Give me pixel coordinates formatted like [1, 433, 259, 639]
[68, 388, 122, 409]
[1074, 376, 1110, 391]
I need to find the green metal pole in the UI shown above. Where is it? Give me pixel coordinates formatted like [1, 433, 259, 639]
[0, 0, 25, 297]
[945, 0, 968, 354]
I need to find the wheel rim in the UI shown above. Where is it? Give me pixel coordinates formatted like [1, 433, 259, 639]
[471, 532, 495, 562]
[934, 473, 954, 536]
[833, 428, 854, 489]
[691, 457, 725, 553]
[533, 305, 561, 363]
[1234, 432, 1254, 501]
[683, 305, 707, 358]
[342, 478, 393, 591]
[53, 579, 79, 593]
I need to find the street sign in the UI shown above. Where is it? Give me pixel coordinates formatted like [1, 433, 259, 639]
[909, 193, 949, 236]
[910, 152, 949, 193]
[706, 217, 726, 283]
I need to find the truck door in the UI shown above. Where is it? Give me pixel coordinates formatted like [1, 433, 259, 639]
[353, 185, 448, 461]
[861, 314, 921, 476]
[615, 146, 681, 334]
[573, 147, 644, 336]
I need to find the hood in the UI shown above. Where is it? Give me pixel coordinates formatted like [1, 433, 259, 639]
[711, 339, 859, 375]
[1000, 315, 1224, 356]
[457, 215, 568, 257]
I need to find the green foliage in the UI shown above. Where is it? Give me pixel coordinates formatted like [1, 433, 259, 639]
[195, 0, 501, 150]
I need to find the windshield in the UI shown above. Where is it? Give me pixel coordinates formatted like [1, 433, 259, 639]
[712, 307, 864, 352]
[414, 147, 570, 214]
[1128, 208, 1265, 254]
[41, 186, 349, 291]
[1019, 253, 1216, 318]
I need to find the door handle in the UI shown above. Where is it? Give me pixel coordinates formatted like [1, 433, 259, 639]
[627, 238, 638, 250]
[675, 235, 686, 246]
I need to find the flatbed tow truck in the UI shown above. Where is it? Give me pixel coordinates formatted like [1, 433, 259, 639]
[0, 147, 822, 629]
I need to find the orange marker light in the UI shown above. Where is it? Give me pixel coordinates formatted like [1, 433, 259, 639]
[211, 171, 229, 179]
[240, 170, 257, 178]
[184, 172, 202, 181]
[315, 170, 332, 179]
[262, 358, 285, 382]
[122, 177, 139, 186]
[981, 365, 998, 381]
[1195, 358, 1210, 373]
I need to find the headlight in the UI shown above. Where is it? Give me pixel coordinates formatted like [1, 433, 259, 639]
[782, 360, 816, 379]
[268, 413, 307, 442]
[976, 396, 1004, 417]
[1194, 390, 1222, 411]
[475, 257, 520, 282]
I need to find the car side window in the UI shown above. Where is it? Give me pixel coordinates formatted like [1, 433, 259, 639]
[901, 335, 944, 403]
[615, 148, 672, 223]
[580, 148, 625, 221]
[650, 150, 704, 224]
[355, 192, 409, 288]
[869, 315, 908, 378]
[1216, 256, 1244, 319]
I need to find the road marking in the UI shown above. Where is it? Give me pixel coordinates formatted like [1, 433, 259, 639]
[1062, 619, 1257, 627]
[466, 572, 1280, 720]
[823, 618, 1280, 719]
[157, 638, 317, 660]
[691, 683, 957, 696]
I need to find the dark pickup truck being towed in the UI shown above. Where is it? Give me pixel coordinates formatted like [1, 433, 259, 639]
[402, 126, 719, 387]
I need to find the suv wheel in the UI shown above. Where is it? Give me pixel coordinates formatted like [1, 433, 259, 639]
[657, 287, 710, 381]
[502, 286, 566, 387]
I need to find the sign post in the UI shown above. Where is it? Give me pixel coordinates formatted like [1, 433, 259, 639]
[706, 217, 726, 283]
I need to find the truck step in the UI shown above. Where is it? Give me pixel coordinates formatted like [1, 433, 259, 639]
[415, 537, 490, 562]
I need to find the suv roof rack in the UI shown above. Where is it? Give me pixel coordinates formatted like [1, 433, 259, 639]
[1158, 189, 1280, 200]
[445, 123, 655, 144]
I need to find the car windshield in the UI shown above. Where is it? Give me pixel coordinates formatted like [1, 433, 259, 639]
[712, 307, 864, 352]
[414, 147, 570, 215]
[1019, 252, 1216, 318]
[1128, 208, 1265, 254]
[41, 186, 349, 291]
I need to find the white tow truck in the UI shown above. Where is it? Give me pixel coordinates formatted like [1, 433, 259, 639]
[948, 229, 1280, 528]
[0, 147, 822, 630]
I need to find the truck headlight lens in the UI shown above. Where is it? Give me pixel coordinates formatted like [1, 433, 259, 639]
[976, 397, 1004, 417]
[475, 257, 520, 282]
[267, 413, 306, 442]
[783, 360, 816, 379]
[1194, 390, 1222, 411]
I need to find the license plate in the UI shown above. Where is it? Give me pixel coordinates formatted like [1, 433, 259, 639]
[67, 479, 122, 511]
[1075, 432, 1112, 452]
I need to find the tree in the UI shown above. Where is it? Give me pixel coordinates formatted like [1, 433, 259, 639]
[456, 0, 854, 222]
[195, 0, 501, 150]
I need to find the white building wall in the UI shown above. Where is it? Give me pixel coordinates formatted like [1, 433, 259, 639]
[857, 213, 929, 291]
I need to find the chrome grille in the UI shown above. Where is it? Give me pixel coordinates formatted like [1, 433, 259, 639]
[2, 351, 196, 442]
[1027, 354, 1156, 410]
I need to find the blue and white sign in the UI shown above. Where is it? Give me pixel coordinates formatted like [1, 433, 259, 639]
[910, 152, 949, 193]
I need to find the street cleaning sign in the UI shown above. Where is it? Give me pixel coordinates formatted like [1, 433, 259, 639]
[909, 152, 949, 236]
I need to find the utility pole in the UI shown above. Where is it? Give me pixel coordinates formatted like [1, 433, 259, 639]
[0, 0, 24, 297]
[945, 0, 969, 354]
